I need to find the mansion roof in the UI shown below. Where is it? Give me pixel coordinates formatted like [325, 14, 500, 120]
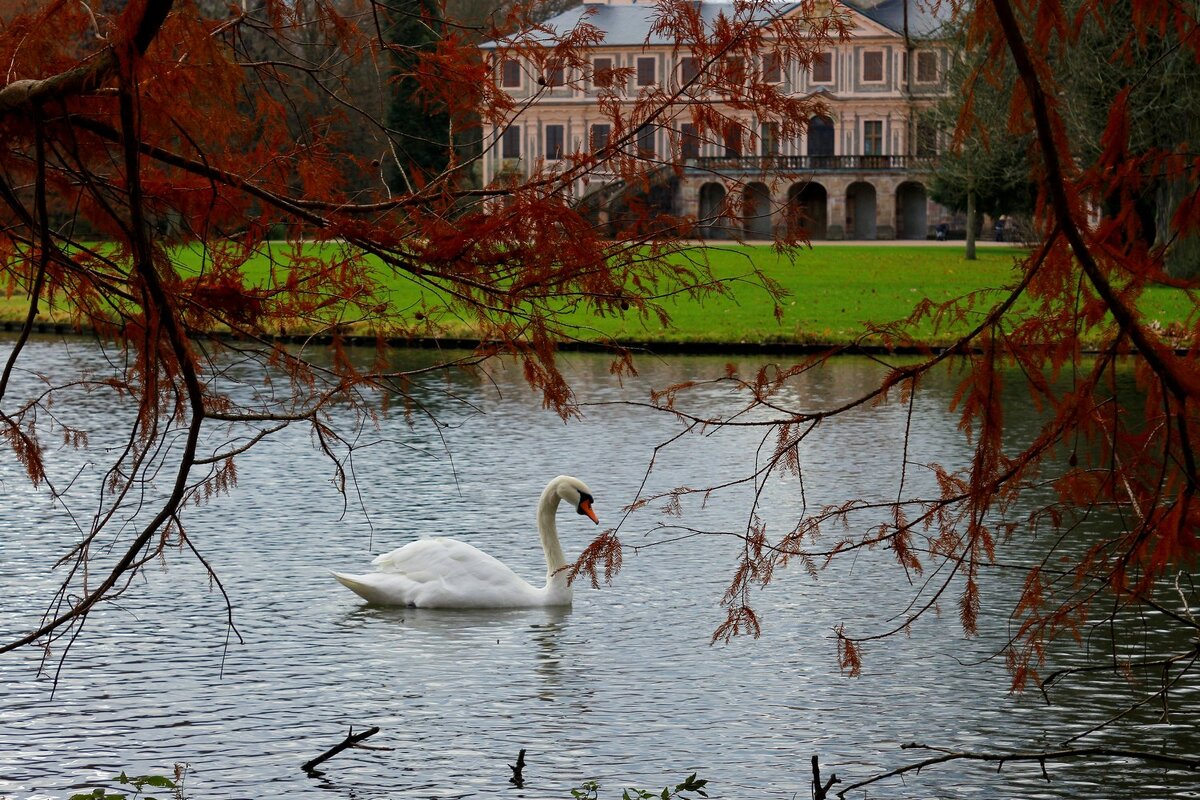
[481, 0, 953, 49]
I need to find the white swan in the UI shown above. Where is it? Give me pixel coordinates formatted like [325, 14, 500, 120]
[332, 475, 599, 608]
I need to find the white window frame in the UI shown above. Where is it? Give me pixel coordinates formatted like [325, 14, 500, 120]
[760, 121, 780, 156]
[914, 49, 939, 84]
[722, 55, 747, 89]
[861, 49, 885, 84]
[499, 56, 523, 90]
[543, 57, 566, 88]
[591, 56, 615, 90]
[810, 51, 834, 85]
[862, 119, 884, 155]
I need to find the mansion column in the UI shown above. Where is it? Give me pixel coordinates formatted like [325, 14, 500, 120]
[874, 183, 897, 239]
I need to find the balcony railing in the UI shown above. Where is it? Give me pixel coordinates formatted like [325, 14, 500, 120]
[687, 154, 937, 172]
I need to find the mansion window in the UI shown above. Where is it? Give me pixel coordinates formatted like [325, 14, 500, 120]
[723, 121, 743, 157]
[636, 124, 656, 157]
[762, 52, 783, 84]
[808, 115, 834, 156]
[915, 119, 938, 157]
[811, 51, 833, 84]
[863, 120, 883, 155]
[681, 123, 701, 158]
[545, 124, 564, 160]
[637, 56, 657, 87]
[590, 123, 611, 153]
[592, 57, 614, 89]
[502, 125, 521, 159]
[862, 50, 884, 83]
[721, 56, 746, 88]
[760, 122, 780, 156]
[915, 50, 938, 83]
[500, 58, 522, 89]
[544, 58, 565, 87]
[680, 56, 699, 85]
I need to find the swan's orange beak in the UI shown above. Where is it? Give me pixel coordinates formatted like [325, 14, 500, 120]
[580, 498, 599, 524]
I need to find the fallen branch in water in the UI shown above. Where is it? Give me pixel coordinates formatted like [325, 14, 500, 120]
[509, 748, 527, 787]
[302, 726, 381, 774]
[811, 754, 839, 799]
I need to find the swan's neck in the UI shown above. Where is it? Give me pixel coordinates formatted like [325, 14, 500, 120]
[537, 483, 569, 582]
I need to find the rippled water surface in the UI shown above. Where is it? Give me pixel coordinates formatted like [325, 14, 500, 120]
[0, 338, 1196, 799]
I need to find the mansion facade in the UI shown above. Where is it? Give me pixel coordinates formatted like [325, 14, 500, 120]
[480, 0, 954, 240]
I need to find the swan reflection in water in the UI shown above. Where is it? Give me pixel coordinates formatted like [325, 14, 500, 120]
[339, 604, 581, 703]
[342, 603, 572, 634]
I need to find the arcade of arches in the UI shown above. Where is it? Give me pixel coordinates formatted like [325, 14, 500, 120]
[686, 175, 937, 240]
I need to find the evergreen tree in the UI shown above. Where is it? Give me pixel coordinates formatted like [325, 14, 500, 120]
[931, 1, 1200, 274]
[926, 20, 1036, 257]
[386, 0, 452, 189]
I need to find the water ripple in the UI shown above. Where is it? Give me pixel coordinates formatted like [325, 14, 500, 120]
[0, 341, 1195, 798]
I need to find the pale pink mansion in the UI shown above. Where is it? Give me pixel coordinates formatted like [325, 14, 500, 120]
[479, 0, 954, 239]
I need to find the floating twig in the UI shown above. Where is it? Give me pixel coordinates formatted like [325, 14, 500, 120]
[302, 725, 381, 775]
[509, 748, 527, 788]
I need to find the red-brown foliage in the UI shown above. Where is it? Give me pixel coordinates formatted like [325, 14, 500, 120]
[0, 0, 836, 658]
[4, 7, 1200, 784]
[605, 0, 1200, 735]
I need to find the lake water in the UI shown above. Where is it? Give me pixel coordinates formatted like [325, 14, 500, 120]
[0, 337, 1196, 799]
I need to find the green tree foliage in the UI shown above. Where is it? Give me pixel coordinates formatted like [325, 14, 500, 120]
[385, 0, 453, 187]
[1058, 0, 1200, 277]
[926, 21, 1036, 224]
[932, 0, 1200, 274]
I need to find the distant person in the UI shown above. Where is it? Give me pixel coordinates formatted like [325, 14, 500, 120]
[936, 222, 948, 241]
[994, 217, 1006, 242]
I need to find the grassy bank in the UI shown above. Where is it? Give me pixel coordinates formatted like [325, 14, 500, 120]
[4, 243, 1195, 348]
[581, 244, 1027, 346]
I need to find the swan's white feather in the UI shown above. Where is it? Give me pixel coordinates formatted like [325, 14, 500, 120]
[332, 476, 595, 609]
[333, 538, 543, 608]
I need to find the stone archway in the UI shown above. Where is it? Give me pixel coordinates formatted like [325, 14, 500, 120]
[787, 182, 828, 239]
[846, 181, 877, 240]
[896, 181, 928, 240]
[698, 182, 728, 239]
[744, 182, 772, 239]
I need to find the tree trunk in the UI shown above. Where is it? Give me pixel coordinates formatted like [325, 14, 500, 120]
[965, 186, 978, 260]
[1159, 178, 1200, 279]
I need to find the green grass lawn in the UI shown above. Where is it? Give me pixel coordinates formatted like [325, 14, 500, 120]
[5, 242, 1196, 348]
[578, 244, 1029, 345]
